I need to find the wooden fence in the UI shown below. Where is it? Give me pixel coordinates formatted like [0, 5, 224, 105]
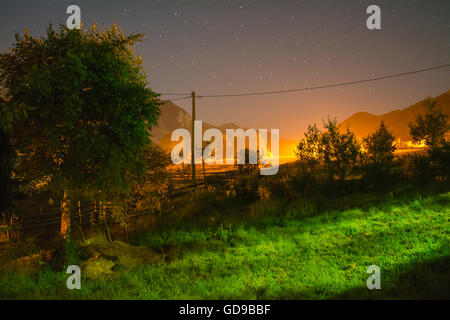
[0, 163, 291, 247]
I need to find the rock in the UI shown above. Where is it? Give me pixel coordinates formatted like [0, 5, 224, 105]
[81, 240, 161, 279]
[82, 257, 115, 280]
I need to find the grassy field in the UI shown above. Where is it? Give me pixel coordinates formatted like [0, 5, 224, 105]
[0, 191, 449, 299]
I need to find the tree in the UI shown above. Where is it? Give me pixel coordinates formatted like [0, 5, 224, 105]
[409, 97, 449, 181]
[409, 97, 449, 149]
[0, 91, 28, 217]
[363, 121, 397, 187]
[295, 123, 323, 170]
[119, 143, 171, 221]
[364, 121, 396, 164]
[0, 24, 161, 237]
[321, 118, 361, 181]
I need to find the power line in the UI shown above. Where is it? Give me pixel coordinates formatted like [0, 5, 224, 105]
[159, 92, 191, 96]
[199, 64, 450, 98]
[159, 63, 450, 99]
[164, 95, 191, 101]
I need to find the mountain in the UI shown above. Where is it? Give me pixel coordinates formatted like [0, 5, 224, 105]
[156, 100, 298, 162]
[150, 100, 242, 143]
[150, 100, 193, 143]
[339, 90, 450, 141]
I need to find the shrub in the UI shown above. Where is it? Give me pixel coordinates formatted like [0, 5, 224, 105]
[248, 198, 287, 219]
[259, 175, 296, 201]
[295, 123, 323, 170]
[362, 121, 397, 189]
[321, 119, 362, 182]
[290, 169, 318, 198]
[285, 199, 318, 219]
[228, 174, 260, 202]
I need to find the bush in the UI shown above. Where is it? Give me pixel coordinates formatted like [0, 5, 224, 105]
[290, 169, 318, 198]
[428, 144, 450, 182]
[258, 175, 296, 201]
[362, 121, 397, 189]
[285, 199, 318, 219]
[228, 174, 260, 202]
[321, 119, 362, 182]
[248, 198, 287, 219]
[404, 153, 433, 185]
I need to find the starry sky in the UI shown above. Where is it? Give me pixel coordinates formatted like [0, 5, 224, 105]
[1, 0, 449, 139]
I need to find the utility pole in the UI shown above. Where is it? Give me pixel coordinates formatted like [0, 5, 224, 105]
[191, 91, 196, 187]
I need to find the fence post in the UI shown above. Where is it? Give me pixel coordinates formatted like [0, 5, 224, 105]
[77, 201, 85, 243]
[1, 212, 9, 242]
[97, 200, 101, 224]
[100, 201, 112, 242]
[104, 223, 112, 242]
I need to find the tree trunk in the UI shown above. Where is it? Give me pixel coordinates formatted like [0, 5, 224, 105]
[60, 190, 70, 238]
[77, 201, 85, 243]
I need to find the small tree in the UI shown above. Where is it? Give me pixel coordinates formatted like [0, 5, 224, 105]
[363, 121, 397, 187]
[409, 98, 449, 181]
[409, 97, 449, 149]
[321, 118, 361, 181]
[0, 24, 161, 237]
[295, 123, 323, 170]
[364, 121, 396, 164]
[121, 143, 171, 217]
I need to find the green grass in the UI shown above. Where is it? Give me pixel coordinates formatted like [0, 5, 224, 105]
[0, 192, 449, 299]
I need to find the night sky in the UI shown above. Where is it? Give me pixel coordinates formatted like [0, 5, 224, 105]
[1, 0, 449, 139]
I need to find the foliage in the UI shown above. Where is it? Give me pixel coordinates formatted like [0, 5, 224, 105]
[409, 97, 449, 149]
[290, 168, 318, 198]
[120, 143, 171, 218]
[0, 94, 28, 216]
[259, 175, 296, 201]
[362, 121, 397, 187]
[295, 119, 362, 182]
[409, 98, 449, 181]
[321, 118, 362, 181]
[427, 143, 450, 182]
[0, 24, 161, 209]
[228, 174, 260, 202]
[295, 123, 323, 170]
[1, 191, 448, 299]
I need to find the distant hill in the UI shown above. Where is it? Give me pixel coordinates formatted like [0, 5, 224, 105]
[156, 100, 297, 161]
[339, 90, 450, 141]
[151, 100, 241, 143]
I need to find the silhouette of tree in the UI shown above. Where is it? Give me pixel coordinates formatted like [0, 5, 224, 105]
[409, 98, 449, 181]
[0, 24, 161, 236]
[363, 121, 396, 187]
[295, 123, 323, 170]
[409, 97, 449, 149]
[321, 118, 361, 181]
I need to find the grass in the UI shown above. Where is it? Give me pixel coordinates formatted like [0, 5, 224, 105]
[0, 191, 448, 299]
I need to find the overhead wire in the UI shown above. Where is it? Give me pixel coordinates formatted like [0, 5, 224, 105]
[158, 64, 450, 100]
